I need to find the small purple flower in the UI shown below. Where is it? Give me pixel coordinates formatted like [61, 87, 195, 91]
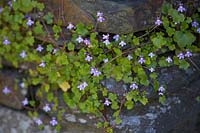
[77, 82, 88, 91]
[119, 41, 126, 47]
[67, 23, 75, 30]
[52, 48, 58, 54]
[177, 4, 186, 12]
[84, 39, 91, 46]
[43, 104, 51, 112]
[97, 11, 103, 17]
[85, 55, 93, 62]
[50, 117, 58, 126]
[34, 118, 43, 126]
[19, 82, 25, 88]
[127, 55, 133, 60]
[148, 52, 155, 58]
[104, 98, 111, 106]
[20, 51, 27, 58]
[0, 7, 3, 13]
[97, 16, 105, 22]
[103, 39, 110, 45]
[130, 83, 138, 90]
[149, 67, 155, 72]
[26, 18, 34, 26]
[113, 34, 120, 41]
[192, 21, 199, 28]
[166, 57, 173, 63]
[158, 86, 165, 96]
[3, 39, 11, 45]
[185, 50, 192, 57]
[197, 28, 200, 33]
[138, 57, 146, 64]
[76, 36, 83, 43]
[2, 86, 11, 95]
[39, 61, 46, 67]
[90, 67, 101, 77]
[103, 34, 109, 40]
[8, 1, 12, 7]
[103, 58, 108, 63]
[155, 17, 162, 26]
[36, 45, 44, 52]
[22, 98, 29, 106]
[177, 52, 185, 60]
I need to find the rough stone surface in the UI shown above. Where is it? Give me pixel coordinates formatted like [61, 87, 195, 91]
[0, 70, 25, 110]
[37, 0, 199, 34]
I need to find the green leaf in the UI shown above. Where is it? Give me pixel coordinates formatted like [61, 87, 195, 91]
[179, 60, 190, 70]
[33, 21, 44, 35]
[174, 31, 196, 48]
[44, 12, 54, 24]
[125, 100, 134, 110]
[67, 42, 75, 51]
[47, 92, 54, 102]
[152, 35, 167, 48]
[159, 96, 166, 105]
[113, 48, 122, 56]
[76, 23, 89, 36]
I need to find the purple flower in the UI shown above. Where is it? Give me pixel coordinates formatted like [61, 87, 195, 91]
[67, 23, 75, 30]
[138, 57, 146, 64]
[192, 21, 199, 28]
[76, 36, 83, 43]
[36, 45, 44, 52]
[103, 39, 110, 45]
[84, 39, 91, 46]
[149, 67, 155, 72]
[166, 57, 173, 63]
[26, 18, 34, 26]
[158, 86, 165, 96]
[177, 52, 185, 60]
[197, 28, 200, 33]
[113, 34, 120, 41]
[90, 67, 101, 77]
[103, 34, 109, 40]
[39, 61, 46, 67]
[104, 98, 111, 106]
[0, 7, 3, 13]
[127, 55, 133, 60]
[20, 51, 27, 58]
[148, 52, 155, 58]
[52, 48, 58, 54]
[103, 58, 109, 63]
[97, 11, 103, 17]
[3, 39, 11, 45]
[19, 82, 25, 88]
[50, 117, 58, 126]
[2, 86, 11, 95]
[8, 1, 12, 7]
[185, 50, 192, 57]
[43, 104, 51, 112]
[177, 4, 186, 12]
[77, 82, 88, 91]
[97, 16, 105, 22]
[130, 83, 138, 90]
[97, 12, 105, 22]
[155, 17, 162, 26]
[85, 55, 93, 62]
[34, 118, 43, 126]
[22, 98, 29, 106]
[119, 41, 126, 47]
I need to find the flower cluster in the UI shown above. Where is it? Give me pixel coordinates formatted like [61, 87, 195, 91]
[97, 11, 105, 22]
[77, 82, 88, 91]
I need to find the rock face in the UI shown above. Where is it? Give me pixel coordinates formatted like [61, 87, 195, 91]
[37, 0, 199, 34]
[0, 70, 26, 110]
[38, 0, 164, 34]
